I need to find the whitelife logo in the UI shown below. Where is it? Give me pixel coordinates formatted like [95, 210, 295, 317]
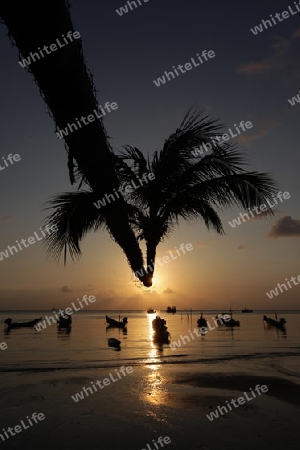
[191, 121, 253, 157]
[116, 0, 150, 16]
[0, 153, 21, 172]
[0, 225, 57, 262]
[93, 173, 155, 209]
[169, 315, 231, 350]
[140, 436, 171, 450]
[250, 3, 300, 35]
[228, 191, 290, 228]
[153, 50, 215, 87]
[18, 31, 81, 68]
[206, 384, 269, 421]
[0, 412, 45, 443]
[266, 274, 300, 299]
[71, 366, 133, 402]
[55, 102, 118, 139]
[34, 295, 96, 331]
[134, 243, 193, 279]
[0, 341, 8, 351]
[288, 89, 300, 106]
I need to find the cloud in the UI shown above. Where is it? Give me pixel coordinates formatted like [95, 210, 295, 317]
[292, 28, 300, 39]
[163, 288, 173, 294]
[194, 240, 205, 247]
[77, 284, 94, 292]
[61, 285, 73, 293]
[268, 216, 300, 237]
[237, 31, 300, 83]
[98, 289, 116, 297]
[238, 60, 276, 76]
[237, 35, 291, 76]
[0, 215, 14, 221]
[237, 120, 279, 143]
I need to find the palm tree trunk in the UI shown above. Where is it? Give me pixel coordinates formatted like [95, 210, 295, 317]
[0, 0, 148, 282]
[144, 240, 158, 287]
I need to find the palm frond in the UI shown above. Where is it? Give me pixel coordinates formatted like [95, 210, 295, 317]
[161, 159, 278, 214]
[43, 191, 106, 264]
[162, 196, 224, 234]
[119, 146, 149, 177]
[130, 109, 279, 248]
[155, 170, 277, 242]
[152, 109, 223, 176]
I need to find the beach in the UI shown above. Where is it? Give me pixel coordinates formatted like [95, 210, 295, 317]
[2, 356, 300, 450]
[2, 311, 300, 449]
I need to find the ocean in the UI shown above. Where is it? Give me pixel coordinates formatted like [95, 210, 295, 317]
[2, 310, 300, 373]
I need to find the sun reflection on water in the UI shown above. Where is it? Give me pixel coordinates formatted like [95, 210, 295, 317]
[138, 313, 169, 409]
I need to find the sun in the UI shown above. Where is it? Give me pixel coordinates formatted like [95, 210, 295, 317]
[151, 276, 161, 288]
[131, 273, 159, 290]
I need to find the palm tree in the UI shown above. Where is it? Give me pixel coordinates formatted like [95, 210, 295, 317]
[43, 109, 278, 287]
[1, 4, 278, 288]
[0, 0, 148, 284]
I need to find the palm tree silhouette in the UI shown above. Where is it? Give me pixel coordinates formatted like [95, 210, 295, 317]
[43, 109, 278, 287]
[0, 0, 148, 285]
[1, 3, 278, 287]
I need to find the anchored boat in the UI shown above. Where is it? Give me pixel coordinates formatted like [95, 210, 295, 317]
[152, 316, 170, 343]
[4, 317, 42, 329]
[108, 338, 121, 348]
[263, 314, 286, 330]
[106, 315, 128, 328]
[216, 309, 240, 327]
[57, 312, 72, 329]
[197, 313, 207, 328]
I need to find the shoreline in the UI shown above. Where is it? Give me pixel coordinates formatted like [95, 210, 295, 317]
[1, 350, 300, 372]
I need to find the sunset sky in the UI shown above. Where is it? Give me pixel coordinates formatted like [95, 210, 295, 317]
[0, 0, 300, 310]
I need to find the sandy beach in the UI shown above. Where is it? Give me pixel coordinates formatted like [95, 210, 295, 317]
[1, 357, 300, 450]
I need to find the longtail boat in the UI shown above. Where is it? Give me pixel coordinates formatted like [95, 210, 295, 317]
[197, 313, 207, 328]
[57, 313, 72, 328]
[152, 316, 170, 343]
[263, 315, 286, 330]
[108, 338, 121, 348]
[106, 315, 128, 328]
[216, 309, 240, 327]
[4, 317, 42, 329]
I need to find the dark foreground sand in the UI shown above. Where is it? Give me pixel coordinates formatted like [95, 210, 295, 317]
[1, 359, 300, 450]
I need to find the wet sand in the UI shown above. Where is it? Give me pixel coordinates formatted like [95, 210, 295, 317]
[1, 359, 300, 450]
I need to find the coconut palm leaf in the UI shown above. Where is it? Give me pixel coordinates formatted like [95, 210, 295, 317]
[42, 191, 106, 264]
[115, 110, 279, 286]
[119, 145, 149, 178]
